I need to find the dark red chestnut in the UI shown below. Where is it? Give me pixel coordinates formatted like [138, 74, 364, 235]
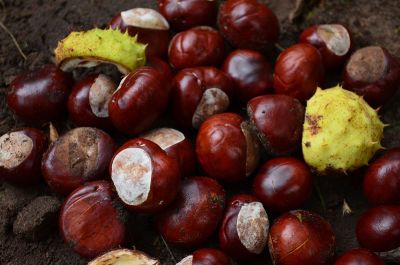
[172, 67, 235, 129]
[219, 194, 269, 260]
[59, 180, 126, 258]
[109, 67, 170, 135]
[343, 46, 400, 107]
[334, 248, 385, 265]
[156, 176, 225, 246]
[268, 210, 336, 265]
[146, 57, 173, 82]
[222, 49, 273, 104]
[0, 128, 48, 186]
[168, 27, 225, 69]
[253, 157, 312, 212]
[196, 113, 260, 183]
[109, 138, 180, 213]
[218, 0, 279, 51]
[68, 74, 116, 130]
[42, 127, 116, 195]
[7, 64, 73, 124]
[177, 248, 231, 265]
[109, 8, 170, 58]
[299, 24, 352, 69]
[247, 95, 305, 155]
[273, 43, 325, 102]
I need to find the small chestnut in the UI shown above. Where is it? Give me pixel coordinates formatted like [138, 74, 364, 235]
[268, 210, 336, 265]
[156, 176, 225, 246]
[88, 249, 160, 265]
[168, 27, 225, 69]
[42, 127, 116, 195]
[177, 248, 231, 265]
[343, 46, 400, 107]
[0, 128, 48, 186]
[59, 180, 126, 258]
[196, 113, 260, 183]
[219, 194, 269, 260]
[334, 248, 385, 265]
[273, 43, 325, 102]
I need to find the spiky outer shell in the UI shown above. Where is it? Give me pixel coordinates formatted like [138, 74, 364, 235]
[302, 86, 384, 174]
[54, 28, 146, 74]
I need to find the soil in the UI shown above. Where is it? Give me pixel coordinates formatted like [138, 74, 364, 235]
[1, 0, 400, 264]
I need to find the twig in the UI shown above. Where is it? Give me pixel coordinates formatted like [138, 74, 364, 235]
[0, 21, 27, 60]
[160, 234, 176, 263]
[275, 43, 285, 52]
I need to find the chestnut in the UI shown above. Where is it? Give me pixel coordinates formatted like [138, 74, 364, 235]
[156, 176, 225, 246]
[218, 0, 280, 51]
[158, 0, 218, 31]
[59, 180, 126, 258]
[219, 194, 269, 260]
[196, 113, 260, 183]
[109, 8, 170, 58]
[88, 249, 160, 265]
[42, 127, 116, 195]
[273, 43, 325, 102]
[334, 248, 385, 265]
[268, 210, 336, 265]
[168, 27, 225, 69]
[110, 138, 180, 213]
[253, 157, 312, 212]
[343, 46, 400, 107]
[146, 57, 173, 82]
[222, 49, 273, 104]
[247, 95, 305, 156]
[0, 128, 48, 186]
[7, 64, 73, 124]
[109, 67, 170, 135]
[177, 248, 231, 265]
[299, 24, 352, 69]
[67, 74, 116, 130]
[141, 128, 196, 178]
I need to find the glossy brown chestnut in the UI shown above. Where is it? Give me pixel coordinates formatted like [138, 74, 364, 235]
[196, 113, 260, 183]
[222, 49, 273, 104]
[7, 64, 73, 124]
[109, 67, 170, 135]
[343, 46, 400, 107]
[334, 248, 385, 265]
[177, 248, 231, 265]
[253, 157, 312, 212]
[156, 176, 225, 246]
[109, 138, 180, 213]
[42, 127, 116, 195]
[59, 180, 126, 258]
[146, 57, 173, 82]
[273, 43, 325, 102]
[219, 194, 269, 260]
[218, 0, 279, 51]
[172, 67, 235, 129]
[0, 128, 48, 186]
[247, 95, 305, 156]
[168, 27, 225, 69]
[299, 24, 352, 69]
[268, 210, 336, 265]
[109, 8, 170, 58]
[67, 74, 116, 130]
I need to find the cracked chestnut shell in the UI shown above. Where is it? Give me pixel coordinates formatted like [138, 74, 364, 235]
[177, 248, 231, 265]
[334, 248, 385, 265]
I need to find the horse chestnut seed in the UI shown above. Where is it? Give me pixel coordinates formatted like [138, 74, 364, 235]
[88, 249, 160, 265]
[334, 248, 385, 265]
[176, 248, 231, 265]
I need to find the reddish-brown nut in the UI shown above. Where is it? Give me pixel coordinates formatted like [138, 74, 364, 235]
[168, 27, 225, 69]
[219, 194, 269, 260]
[268, 210, 336, 265]
[59, 181, 126, 258]
[273, 43, 325, 102]
[218, 0, 279, 51]
[0, 128, 48, 186]
[196, 113, 260, 183]
[177, 248, 231, 265]
[253, 157, 312, 212]
[172, 67, 235, 129]
[42, 127, 116, 195]
[67, 74, 116, 130]
[7, 64, 73, 124]
[247, 95, 305, 156]
[146, 57, 173, 82]
[222, 49, 273, 104]
[108, 8, 170, 58]
[156, 176, 225, 246]
[343, 46, 400, 107]
[334, 248, 385, 265]
[299, 24, 352, 69]
[109, 67, 170, 135]
[110, 138, 180, 213]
